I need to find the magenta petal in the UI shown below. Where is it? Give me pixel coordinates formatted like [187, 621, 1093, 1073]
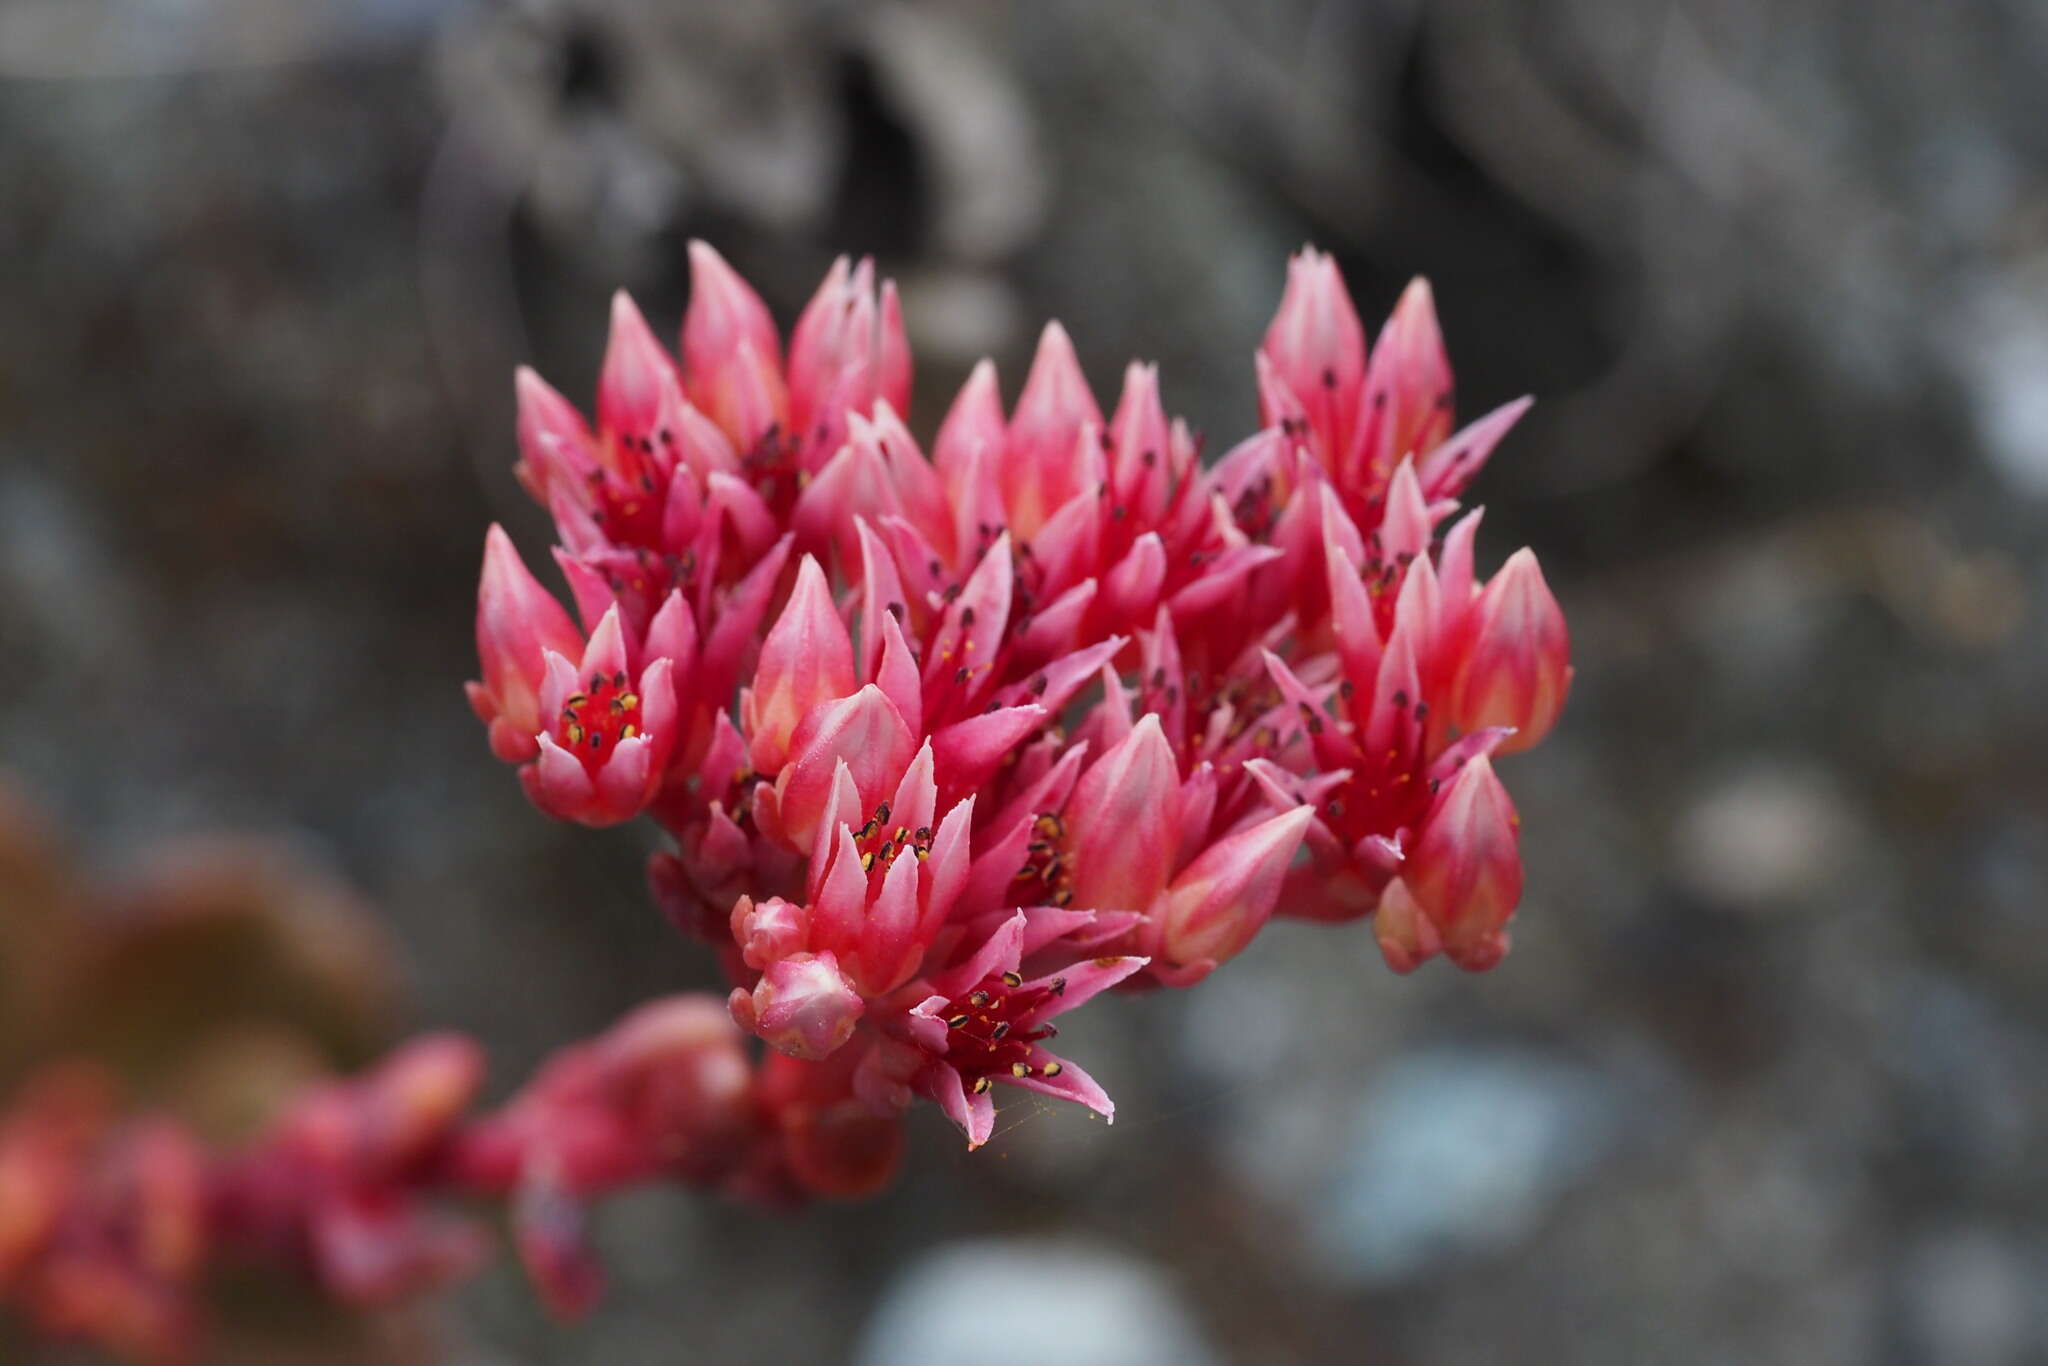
[597, 290, 675, 437]
[1159, 805, 1314, 969]
[523, 733, 597, 821]
[593, 733, 655, 813]
[1064, 714, 1181, 914]
[930, 911, 1026, 1001]
[919, 796, 975, 933]
[579, 605, 631, 683]
[1418, 395, 1531, 502]
[746, 554, 857, 775]
[642, 591, 698, 674]
[1013, 578, 1098, 661]
[1006, 1047, 1115, 1120]
[1025, 953, 1145, 1016]
[931, 705, 1045, 798]
[812, 823, 869, 947]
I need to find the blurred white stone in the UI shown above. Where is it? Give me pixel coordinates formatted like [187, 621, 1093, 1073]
[854, 1240, 1220, 1366]
[1673, 765, 1860, 915]
[1312, 1048, 1622, 1287]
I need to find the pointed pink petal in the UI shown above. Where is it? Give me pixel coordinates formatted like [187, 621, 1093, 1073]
[1159, 805, 1314, 969]
[1262, 247, 1367, 467]
[706, 470, 778, 554]
[634, 655, 679, 763]
[867, 403, 951, 563]
[1064, 714, 1183, 913]
[1437, 505, 1484, 619]
[805, 760, 865, 903]
[1352, 276, 1454, 482]
[1165, 544, 1284, 620]
[701, 534, 792, 691]
[873, 609, 924, 737]
[995, 635, 1123, 714]
[683, 240, 782, 377]
[1025, 953, 1145, 1016]
[856, 517, 909, 678]
[922, 533, 1013, 701]
[877, 278, 912, 409]
[922, 1063, 990, 1146]
[932, 705, 1046, 804]
[475, 526, 584, 739]
[1023, 482, 1102, 602]
[931, 911, 1027, 1000]
[522, 733, 598, 823]
[1013, 578, 1098, 662]
[984, 741, 1090, 850]
[862, 844, 924, 993]
[919, 796, 975, 932]
[745, 555, 857, 775]
[578, 604, 631, 681]
[1324, 527, 1382, 695]
[1418, 396, 1531, 502]
[813, 823, 871, 949]
[598, 291, 676, 437]
[793, 430, 904, 572]
[1381, 457, 1433, 565]
[1405, 755, 1522, 971]
[1107, 360, 1171, 518]
[1451, 547, 1570, 754]
[786, 254, 855, 433]
[514, 366, 596, 506]
[1004, 322, 1101, 537]
[549, 550, 618, 641]
[1006, 1047, 1115, 1120]
[594, 732, 655, 813]
[642, 591, 699, 675]
[774, 685, 917, 851]
[1373, 875, 1442, 974]
[1104, 531, 1167, 625]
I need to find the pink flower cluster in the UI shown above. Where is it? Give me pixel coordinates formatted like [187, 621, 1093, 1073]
[0, 245, 1570, 1359]
[472, 244, 1571, 1153]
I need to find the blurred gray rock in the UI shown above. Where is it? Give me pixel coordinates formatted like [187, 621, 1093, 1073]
[1896, 1226, 2048, 1366]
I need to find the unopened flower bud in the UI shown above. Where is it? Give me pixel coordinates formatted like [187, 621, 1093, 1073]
[1002, 322, 1100, 538]
[1064, 714, 1182, 913]
[732, 895, 810, 971]
[732, 952, 864, 1061]
[683, 241, 788, 451]
[743, 555, 856, 775]
[1260, 247, 1366, 461]
[1156, 805, 1315, 975]
[1451, 548, 1570, 754]
[1403, 755, 1522, 971]
[1372, 876, 1442, 975]
[470, 526, 585, 763]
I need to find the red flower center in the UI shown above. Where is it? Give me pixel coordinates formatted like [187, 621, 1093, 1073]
[938, 971, 1066, 1091]
[849, 801, 934, 884]
[587, 431, 674, 548]
[556, 670, 642, 769]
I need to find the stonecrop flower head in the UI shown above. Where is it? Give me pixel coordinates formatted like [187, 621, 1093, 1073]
[475, 240, 1571, 1145]
[0, 240, 1575, 1360]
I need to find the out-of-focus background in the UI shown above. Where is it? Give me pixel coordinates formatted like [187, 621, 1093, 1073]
[3, 1, 2046, 1362]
